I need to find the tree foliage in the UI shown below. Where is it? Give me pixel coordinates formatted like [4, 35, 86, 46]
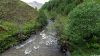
[67, 2, 100, 48]
[41, 0, 100, 55]
[37, 10, 47, 27]
[42, 0, 83, 15]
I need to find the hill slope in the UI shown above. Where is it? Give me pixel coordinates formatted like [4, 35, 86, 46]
[0, 0, 37, 21]
[0, 0, 47, 53]
[42, 0, 83, 15]
[41, 0, 100, 56]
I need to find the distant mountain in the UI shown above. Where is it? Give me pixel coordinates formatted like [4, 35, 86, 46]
[28, 1, 43, 9]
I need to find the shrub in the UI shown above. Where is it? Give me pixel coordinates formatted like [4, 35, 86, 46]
[67, 2, 100, 48]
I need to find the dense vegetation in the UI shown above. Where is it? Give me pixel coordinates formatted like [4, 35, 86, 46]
[42, 0, 100, 56]
[68, 1, 100, 48]
[0, 0, 100, 55]
[42, 0, 83, 15]
[0, 0, 47, 53]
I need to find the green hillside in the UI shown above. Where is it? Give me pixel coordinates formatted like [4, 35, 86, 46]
[42, 0, 83, 15]
[42, 0, 100, 56]
[0, 0, 47, 53]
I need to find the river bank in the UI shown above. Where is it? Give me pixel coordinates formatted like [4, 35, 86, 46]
[0, 21, 44, 54]
[1, 20, 64, 56]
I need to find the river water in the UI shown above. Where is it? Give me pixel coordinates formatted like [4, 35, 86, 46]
[1, 20, 64, 56]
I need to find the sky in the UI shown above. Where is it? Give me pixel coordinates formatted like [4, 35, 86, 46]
[21, 0, 49, 4]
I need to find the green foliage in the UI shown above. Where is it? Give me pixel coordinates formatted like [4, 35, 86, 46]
[67, 2, 100, 49]
[39, 0, 100, 56]
[42, 0, 83, 15]
[43, 0, 100, 55]
[37, 10, 47, 27]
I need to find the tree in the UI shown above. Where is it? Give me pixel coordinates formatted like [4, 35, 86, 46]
[67, 2, 100, 48]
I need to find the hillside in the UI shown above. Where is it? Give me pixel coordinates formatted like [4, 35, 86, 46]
[42, 0, 83, 15]
[41, 0, 100, 56]
[0, 0, 47, 53]
[0, 0, 37, 21]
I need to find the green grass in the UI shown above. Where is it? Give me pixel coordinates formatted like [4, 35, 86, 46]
[0, 20, 19, 40]
[0, 19, 41, 39]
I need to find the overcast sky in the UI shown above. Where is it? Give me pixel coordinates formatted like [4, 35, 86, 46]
[21, 0, 49, 4]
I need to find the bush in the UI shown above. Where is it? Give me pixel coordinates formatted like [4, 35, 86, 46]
[67, 2, 100, 48]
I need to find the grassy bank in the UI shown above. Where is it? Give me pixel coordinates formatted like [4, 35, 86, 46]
[0, 18, 42, 53]
[0, 13, 47, 53]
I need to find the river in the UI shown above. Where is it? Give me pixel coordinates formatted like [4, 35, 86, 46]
[1, 20, 64, 56]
